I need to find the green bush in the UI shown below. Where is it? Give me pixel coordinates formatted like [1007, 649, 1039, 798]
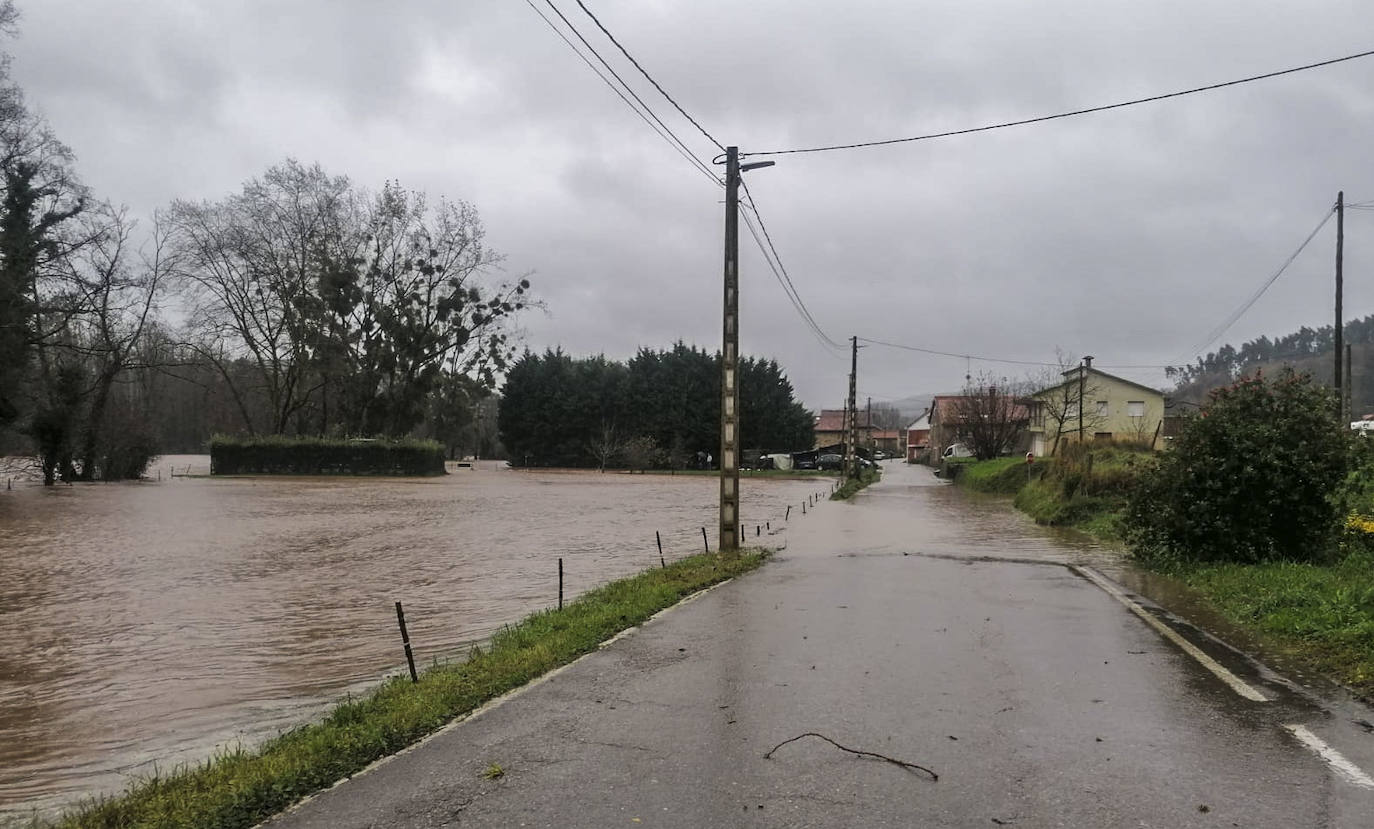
[210, 436, 446, 476]
[1124, 369, 1351, 565]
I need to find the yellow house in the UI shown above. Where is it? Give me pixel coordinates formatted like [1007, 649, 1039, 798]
[1028, 359, 1165, 456]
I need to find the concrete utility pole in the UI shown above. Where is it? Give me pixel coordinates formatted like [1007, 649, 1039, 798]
[718, 146, 774, 554]
[1336, 190, 1345, 423]
[846, 336, 859, 480]
[719, 146, 741, 554]
[1078, 355, 1093, 443]
[1346, 343, 1354, 424]
[866, 397, 873, 460]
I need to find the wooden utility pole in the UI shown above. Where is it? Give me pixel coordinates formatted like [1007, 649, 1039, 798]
[1336, 191, 1345, 423]
[846, 336, 858, 480]
[719, 146, 741, 554]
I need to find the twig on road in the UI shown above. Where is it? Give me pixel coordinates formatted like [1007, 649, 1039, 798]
[763, 732, 939, 781]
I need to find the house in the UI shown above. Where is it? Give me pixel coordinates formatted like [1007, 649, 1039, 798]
[905, 410, 931, 462]
[813, 408, 873, 450]
[927, 392, 1034, 462]
[872, 430, 903, 456]
[1028, 357, 1165, 456]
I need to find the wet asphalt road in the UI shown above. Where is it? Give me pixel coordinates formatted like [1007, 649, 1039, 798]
[265, 463, 1374, 828]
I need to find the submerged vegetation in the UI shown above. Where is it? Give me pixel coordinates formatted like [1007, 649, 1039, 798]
[831, 466, 881, 501]
[54, 551, 768, 829]
[208, 435, 447, 476]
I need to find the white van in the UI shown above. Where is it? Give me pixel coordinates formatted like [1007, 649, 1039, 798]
[941, 442, 974, 459]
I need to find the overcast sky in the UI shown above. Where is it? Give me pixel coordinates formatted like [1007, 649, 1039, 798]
[10, 0, 1374, 412]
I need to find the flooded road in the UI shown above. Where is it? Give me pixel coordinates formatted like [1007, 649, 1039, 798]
[0, 458, 823, 820]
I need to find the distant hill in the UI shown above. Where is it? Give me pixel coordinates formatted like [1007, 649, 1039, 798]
[1172, 314, 1374, 415]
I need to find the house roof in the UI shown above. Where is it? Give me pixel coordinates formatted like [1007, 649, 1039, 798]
[814, 408, 873, 432]
[906, 413, 930, 431]
[931, 394, 1031, 424]
[872, 430, 901, 440]
[1036, 366, 1162, 398]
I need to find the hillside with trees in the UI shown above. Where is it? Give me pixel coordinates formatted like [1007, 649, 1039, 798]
[498, 344, 814, 468]
[1170, 314, 1374, 415]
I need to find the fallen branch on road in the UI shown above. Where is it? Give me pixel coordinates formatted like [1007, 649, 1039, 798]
[763, 732, 938, 781]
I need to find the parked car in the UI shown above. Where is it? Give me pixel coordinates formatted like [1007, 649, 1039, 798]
[941, 442, 974, 459]
[817, 453, 843, 470]
[874, 450, 887, 460]
[795, 457, 817, 470]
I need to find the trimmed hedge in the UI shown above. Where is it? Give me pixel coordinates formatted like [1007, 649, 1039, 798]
[210, 436, 446, 476]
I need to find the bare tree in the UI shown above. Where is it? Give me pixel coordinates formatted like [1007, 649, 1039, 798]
[1029, 351, 1106, 455]
[950, 373, 1033, 460]
[868, 402, 905, 431]
[586, 418, 623, 471]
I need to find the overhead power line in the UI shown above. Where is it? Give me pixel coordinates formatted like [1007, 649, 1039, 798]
[740, 47, 1374, 158]
[524, 0, 720, 185]
[857, 336, 1172, 372]
[737, 177, 844, 353]
[1176, 205, 1336, 365]
[571, 0, 725, 152]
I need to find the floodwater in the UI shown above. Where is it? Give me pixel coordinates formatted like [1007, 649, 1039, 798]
[0, 458, 824, 821]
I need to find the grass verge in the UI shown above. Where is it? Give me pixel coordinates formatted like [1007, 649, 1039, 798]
[951, 445, 1152, 543]
[831, 467, 880, 500]
[53, 551, 769, 829]
[1159, 552, 1374, 697]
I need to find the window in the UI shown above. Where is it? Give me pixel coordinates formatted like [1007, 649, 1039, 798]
[1127, 400, 1145, 418]
[1095, 432, 1113, 440]
[1095, 400, 1108, 417]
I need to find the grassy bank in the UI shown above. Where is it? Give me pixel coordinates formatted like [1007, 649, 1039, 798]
[1161, 550, 1374, 696]
[831, 466, 880, 500]
[55, 551, 768, 829]
[952, 444, 1149, 542]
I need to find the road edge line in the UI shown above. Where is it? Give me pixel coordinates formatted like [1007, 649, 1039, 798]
[1071, 565, 1269, 703]
[1283, 724, 1374, 789]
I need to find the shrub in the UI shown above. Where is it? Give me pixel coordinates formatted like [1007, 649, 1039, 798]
[1124, 368, 1351, 565]
[210, 436, 446, 476]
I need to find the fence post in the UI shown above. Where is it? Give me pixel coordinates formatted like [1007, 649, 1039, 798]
[558, 557, 564, 610]
[394, 601, 418, 683]
[656, 531, 665, 568]
[701, 526, 709, 554]
[802, 501, 807, 515]
[785, 505, 791, 521]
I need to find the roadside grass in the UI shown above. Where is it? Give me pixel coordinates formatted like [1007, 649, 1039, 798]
[1163, 551, 1374, 695]
[831, 467, 880, 501]
[52, 551, 768, 829]
[958, 456, 1043, 495]
[952, 444, 1152, 543]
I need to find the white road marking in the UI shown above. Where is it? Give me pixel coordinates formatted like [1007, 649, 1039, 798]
[1071, 566, 1269, 702]
[1284, 724, 1374, 789]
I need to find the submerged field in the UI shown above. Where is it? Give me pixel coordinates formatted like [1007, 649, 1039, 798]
[0, 459, 816, 821]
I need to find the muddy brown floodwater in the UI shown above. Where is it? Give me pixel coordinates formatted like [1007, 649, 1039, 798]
[0, 458, 823, 821]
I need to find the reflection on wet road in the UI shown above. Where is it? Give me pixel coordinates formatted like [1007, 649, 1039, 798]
[0, 459, 820, 819]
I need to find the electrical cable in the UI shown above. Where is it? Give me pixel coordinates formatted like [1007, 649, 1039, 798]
[739, 206, 842, 356]
[571, 0, 725, 152]
[525, 0, 720, 185]
[737, 177, 843, 351]
[740, 48, 1374, 158]
[1175, 205, 1335, 365]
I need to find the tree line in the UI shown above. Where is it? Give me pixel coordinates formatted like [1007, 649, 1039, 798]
[1170, 314, 1374, 402]
[498, 344, 815, 468]
[0, 5, 529, 482]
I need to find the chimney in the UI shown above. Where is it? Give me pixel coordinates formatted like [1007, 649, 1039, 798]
[1082, 355, 1094, 369]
